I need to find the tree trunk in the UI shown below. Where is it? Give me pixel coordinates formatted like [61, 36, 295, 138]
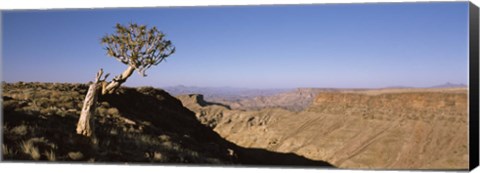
[76, 69, 103, 137]
[102, 66, 135, 95]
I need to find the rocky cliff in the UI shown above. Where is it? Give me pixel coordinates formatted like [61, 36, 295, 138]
[209, 88, 331, 112]
[177, 88, 469, 169]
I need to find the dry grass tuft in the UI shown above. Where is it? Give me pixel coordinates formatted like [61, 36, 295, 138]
[10, 125, 28, 136]
[44, 150, 56, 161]
[2, 144, 15, 158]
[20, 140, 41, 160]
[68, 151, 84, 160]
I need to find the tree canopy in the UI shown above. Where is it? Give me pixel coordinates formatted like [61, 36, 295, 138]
[101, 23, 176, 76]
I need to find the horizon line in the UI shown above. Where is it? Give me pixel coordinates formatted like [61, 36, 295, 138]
[1, 80, 468, 90]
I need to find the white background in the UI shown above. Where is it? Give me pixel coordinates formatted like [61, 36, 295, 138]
[0, 0, 478, 173]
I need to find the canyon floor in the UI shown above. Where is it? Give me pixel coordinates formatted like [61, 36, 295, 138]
[177, 87, 469, 169]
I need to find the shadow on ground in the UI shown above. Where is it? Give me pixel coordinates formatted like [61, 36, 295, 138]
[2, 82, 333, 168]
[101, 87, 334, 167]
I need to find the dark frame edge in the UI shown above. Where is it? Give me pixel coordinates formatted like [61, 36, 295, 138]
[469, 1, 480, 171]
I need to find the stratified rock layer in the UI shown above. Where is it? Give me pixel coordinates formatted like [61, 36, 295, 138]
[178, 88, 468, 169]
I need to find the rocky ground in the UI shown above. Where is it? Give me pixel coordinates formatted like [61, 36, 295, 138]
[1, 82, 332, 168]
[177, 88, 469, 170]
[2, 81, 468, 169]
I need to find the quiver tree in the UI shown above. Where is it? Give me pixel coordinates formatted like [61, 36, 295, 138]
[76, 23, 176, 137]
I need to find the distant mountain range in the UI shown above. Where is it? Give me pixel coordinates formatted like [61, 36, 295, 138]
[384, 82, 467, 89]
[165, 82, 467, 99]
[430, 82, 467, 88]
[163, 85, 292, 101]
[208, 88, 331, 112]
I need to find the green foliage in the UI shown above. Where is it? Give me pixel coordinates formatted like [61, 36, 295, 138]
[101, 23, 176, 76]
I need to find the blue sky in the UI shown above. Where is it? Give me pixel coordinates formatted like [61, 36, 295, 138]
[2, 2, 469, 89]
